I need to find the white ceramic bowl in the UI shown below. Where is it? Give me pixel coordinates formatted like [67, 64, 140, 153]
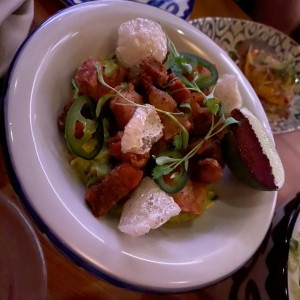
[3, 0, 277, 292]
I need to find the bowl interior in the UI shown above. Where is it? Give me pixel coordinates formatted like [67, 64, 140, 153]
[4, 1, 276, 292]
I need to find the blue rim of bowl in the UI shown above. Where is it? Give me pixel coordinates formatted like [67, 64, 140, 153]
[60, 0, 195, 20]
[0, 3, 200, 294]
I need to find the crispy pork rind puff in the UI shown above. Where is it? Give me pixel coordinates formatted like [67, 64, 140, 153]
[118, 177, 181, 236]
[116, 18, 168, 68]
[121, 104, 164, 154]
[214, 74, 242, 116]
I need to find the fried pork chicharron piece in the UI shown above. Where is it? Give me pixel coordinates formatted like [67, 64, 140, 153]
[85, 162, 143, 217]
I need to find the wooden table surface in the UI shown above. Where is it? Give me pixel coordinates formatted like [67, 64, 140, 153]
[1, 0, 300, 299]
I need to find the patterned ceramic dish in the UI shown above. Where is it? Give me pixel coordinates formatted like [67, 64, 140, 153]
[190, 17, 300, 134]
[60, 0, 195, 20]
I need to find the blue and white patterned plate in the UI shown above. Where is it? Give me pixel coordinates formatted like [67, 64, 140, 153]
[190, 17, 300, 134]
[60, 0, 194, 20]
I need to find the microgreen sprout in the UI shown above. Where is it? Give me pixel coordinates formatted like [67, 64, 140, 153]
[151, 39, 239, 182]
[94, 47, 238, 193]
[95, 62, 190, 149]
[152, 108, 239, 179]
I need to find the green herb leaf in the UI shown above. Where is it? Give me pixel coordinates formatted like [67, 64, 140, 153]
[224, 116, 240, 127]
[152, 165, 173, 179]
[205, 97, 219, 115]
[173, 134, 183, 150]
[155, 156, 178, 166]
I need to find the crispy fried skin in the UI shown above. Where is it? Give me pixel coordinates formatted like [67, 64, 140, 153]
[75, 58, 128, 101]
[109, 83, 144, 129]
[107, 132, 150, 168]
[172, 180, 206, 215]
[85, 162, 143, 217]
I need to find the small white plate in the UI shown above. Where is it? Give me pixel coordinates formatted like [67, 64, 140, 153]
[60, 0, 195, 20]
[190, 17, 300, 134]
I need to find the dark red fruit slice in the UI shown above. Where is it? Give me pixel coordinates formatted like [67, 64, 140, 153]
[223, 108, 284, 191]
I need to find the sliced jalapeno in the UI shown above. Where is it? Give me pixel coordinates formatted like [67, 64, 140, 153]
[181, 52, 218, 89]
[65, 95, 103, 160]
[167, 52, 218, 89]
[154, 150, 189, 194]
[156, 167, 188, 194]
